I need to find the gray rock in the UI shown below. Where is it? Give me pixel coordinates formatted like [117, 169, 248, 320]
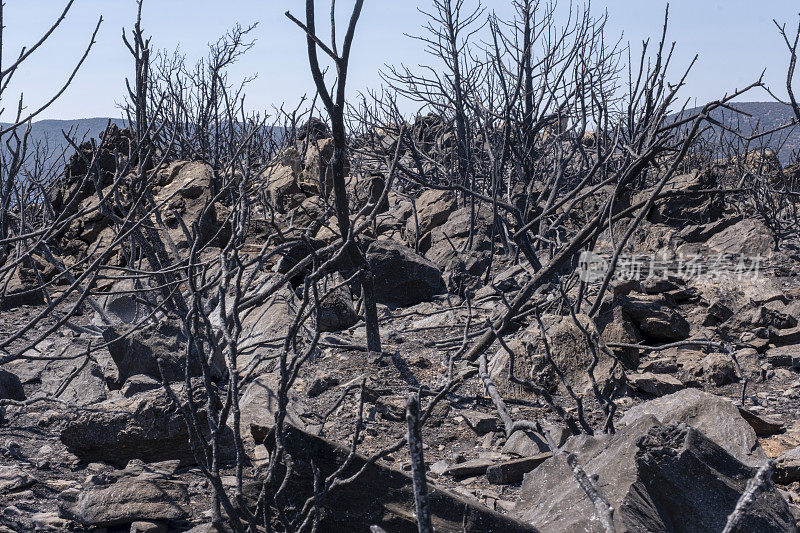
[461, 410, 499, 434]
[637, 170, 722, 227]
[737, 407, 785, 437]
[60, 381, 231, 467]
[619, 388, 767, 467]
[121, 375, 161, 397]
[366, 240, 445, 306]
[619, 294, 690, 342]
[404, 189, 457, 245]
[426, 206, 495, 270]
[0, 370, 24, 401]
[486, 454, 552, 485]
[233, 276, 309, 376]
[502, 430, 551, 457]
[627, 372, 684, 396]
[38, 355, 108, 406]
[0, 466, 35, 493]
[638, 357, 679, 374]
[103, 319, 223, 384]
[775, 446, 800, 484]
[702, 352, 738, 386]
[130, 521, 168, 533]
[707, 217, 776, 257]
[58, 476, 190, 527]
[317, 274, 359, 332]
[444, 458, 495, 477]
[513, 416, 794, 532]
[765, 345, 800, 369]
[241, 372, 307, 446]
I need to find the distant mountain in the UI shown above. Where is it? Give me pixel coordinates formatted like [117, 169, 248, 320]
[672, 101, 800, 164]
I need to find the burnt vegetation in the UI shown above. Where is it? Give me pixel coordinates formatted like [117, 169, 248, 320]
[2, 1, 800, 532]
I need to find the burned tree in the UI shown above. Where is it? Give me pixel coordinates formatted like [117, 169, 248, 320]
[286, 0, 382, 354]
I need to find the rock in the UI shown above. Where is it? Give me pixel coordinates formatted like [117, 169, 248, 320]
[702, 352, 738, 386]
[443, 250, 491, 296]
[122, 459, 182, 480]
[317, 274, 359, 332]
[637, 170, 722, 227]
[233, 277, 308, 375]
[94, 279, 152, 326]
[38, 350, 109, 406]
[461, 411, 499, 434]
[737, 407, 785, 437]
[429, 460, 450, 476]
[619, 388, 767, 467]
[639, 357, 679, 374]
[627, 372, 684, 396]
[501, 430, 551, 457]
[765, 345, 800, 369]
[707, 217, 775, 257]
[618, 293, 690, 342]
[264, 159, 305, 213]
[241, 373, 307, 446]
[0, 262, 45, 310]
[490, 314, 616, 396]
[486, 454, 552, 485]
[598, 305, 643, 369]
[0, 466, 35, 493]
[151, 161, 220, 251]
[677, 215, 743, 243]
[775, 446, 800, 484]
[769, 327, 800, 349]
[404, 189, 458, 245]
[365, 240, 446, 306]
[60, 381, 231, 467]
[703, 299, 734, 326]
[130, 521, 168, 533]
[58, 476, 190, 527]
[426, 206, 495, 270]
[121, 375, 161, 397]
[444, 458, 495, 477]
[31, 512, 70, 530]
[307, 373, 339, 398]
[0, 370, 24, 401]
[754, 304, 798, 330]
[103, 319, 223, 384]
[513, 416, 794, 532]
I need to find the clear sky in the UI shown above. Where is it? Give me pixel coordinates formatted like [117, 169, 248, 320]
[3, 0, 799, 121]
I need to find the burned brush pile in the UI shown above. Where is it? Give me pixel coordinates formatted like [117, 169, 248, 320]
[3, 0, 800, 532]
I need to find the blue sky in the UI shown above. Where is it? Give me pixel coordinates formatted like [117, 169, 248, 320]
[3, 0, 799, 121]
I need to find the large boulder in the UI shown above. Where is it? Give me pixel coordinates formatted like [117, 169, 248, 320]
[151, 161, 221, 251]
[102, 319, 223, 384]
[707, 217, 776, 257]
[426, 206, 495, 270]
[514, 415, 794, 532]
[636, 170, 722, 227]
[233, 277, 309, 376]
[0, 370, 24, 401]
[618, 294, 690, 342]
[0, 260, 45, 310]
[490, 314, 617, 396]
[38, 356, 108, 406]
[404, 189, 458, 246]
[60, 382, 231, 467]
[365, 240, 446, 306]
[618, 388, 767, 467]
[58, 476, 190, 527]
[316, 273, 359, 332]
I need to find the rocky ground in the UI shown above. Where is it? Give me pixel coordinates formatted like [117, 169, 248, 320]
[3, 133, 800, 531]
